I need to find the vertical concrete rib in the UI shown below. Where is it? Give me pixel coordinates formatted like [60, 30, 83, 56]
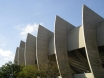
[54, 15, 75, 78]
[18, 40, 25, 65]
[37, 25, 53, 71]
[25, 33, 36, 65]
[82, 5, 104, 78]
[14, 47, 19, 64]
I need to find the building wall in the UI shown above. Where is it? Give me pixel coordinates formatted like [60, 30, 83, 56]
[68, 26, 84, 51]
[14, 47, 19, 64]
[54, 15, 75, 78]
[48, 36, 54, 55]
[37, 25, 53, 71]
[25, 33, 36, 65]
[18, 41, 25, 65]
[82, 5, 104, 78]
[97, 21, 104, 46]
[14, 4, 104, 78]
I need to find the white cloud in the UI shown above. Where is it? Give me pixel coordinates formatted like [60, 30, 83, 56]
[0, 49, 14, 57]
[0, 49, 14, 67]
[16, 23, 43, 39]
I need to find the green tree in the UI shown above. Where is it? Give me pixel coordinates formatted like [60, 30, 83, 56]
[17, 65, 46, 78]
[0, 61, 21, 78]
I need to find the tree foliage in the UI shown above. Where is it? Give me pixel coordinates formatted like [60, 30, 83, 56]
[0, 60, 59, 78]
[17, 65, 46, 78]
[0, 61, 47, 78]
[0, 61, 20, 78]
[17, 65, 37, 78]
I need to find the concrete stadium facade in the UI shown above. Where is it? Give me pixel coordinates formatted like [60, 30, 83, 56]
[18, 40, 25, 65]
[14, 5, 104, 78]
[24, 33, 36, 65]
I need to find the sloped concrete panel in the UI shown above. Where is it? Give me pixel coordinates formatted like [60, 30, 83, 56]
[82, 5, 104, 78]
[37, 25, 53, 71]
[18, 40, 25, 65]
[54, 15, 75, 78]
[25, 33, 36, 65]
[14, 47, 19, 64]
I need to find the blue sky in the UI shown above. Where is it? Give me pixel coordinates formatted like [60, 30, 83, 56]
[0, 0, 104, 66]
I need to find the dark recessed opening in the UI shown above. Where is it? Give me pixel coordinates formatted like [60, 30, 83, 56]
[68, 47, 91, 74]
[98, 45, 104, 68]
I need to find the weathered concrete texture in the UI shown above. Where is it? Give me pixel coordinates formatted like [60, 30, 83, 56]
[49, 36, 54, 55]
[18, 40, 25, 65]
[14, 47, 19, 64]
[68, 26, 84, 51]
[82, 5, 104, 78]
[97, 21, 104, 46]
[37, 25, 53, 71]
[54, 15, 75, 78]
[25, 33, 36, 65]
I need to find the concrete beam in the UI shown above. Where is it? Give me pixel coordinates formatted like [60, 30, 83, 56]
[25, 33, 36, 65]
[68, 22, 104, 51]
[54, 15, 75, 78]
[68, 26, 84, 51]
[82, 5, 104, 78]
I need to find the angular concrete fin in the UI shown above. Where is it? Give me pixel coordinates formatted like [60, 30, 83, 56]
[25, 33, 36, 65]
[37, 25, 58, 76]
[19, 40, 25, 48]
[54, 15, 75, 78]
[82, 5, 104, 78]
[14, 47, 19, 64]
[18, 41, 25, 65]
[55, 15, 75, 32]
[37, 25, 53, 71]
[27, 33, 36, 38]
[83, 5, 103, 20]
[38, 25, 53, 38]
[26, 33, 36, 41]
